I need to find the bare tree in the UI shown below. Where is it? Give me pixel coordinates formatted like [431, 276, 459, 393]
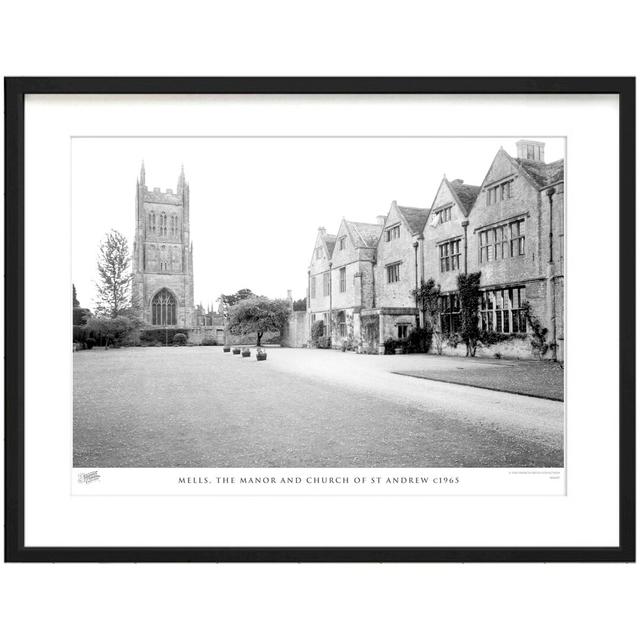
[94, 230, 132, 318]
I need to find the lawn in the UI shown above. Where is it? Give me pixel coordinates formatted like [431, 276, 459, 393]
[393, 359, 564, 401]
[74, 346, 564, 468]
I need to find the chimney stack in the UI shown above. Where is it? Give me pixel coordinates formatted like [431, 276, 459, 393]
[516, 140, 545, 162]
[376, 214, 386, 226]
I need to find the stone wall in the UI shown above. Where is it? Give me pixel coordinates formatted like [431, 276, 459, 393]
[439, 335, 534, 359]
[423, 179, 469, 294]
[462, 150, 560, 289]
[281, 310, 309, 347]
[225, 330, 281, 346]
[188, 326, 225, 345]
[379, 310, 418, 345]
[375, 208, 420, 309]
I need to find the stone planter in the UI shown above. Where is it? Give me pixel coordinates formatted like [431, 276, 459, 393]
[232, 347, 241, 355]
[223, 346, 231, 353]
[241, 348, 251, 357]
[256, 352, 267, 361]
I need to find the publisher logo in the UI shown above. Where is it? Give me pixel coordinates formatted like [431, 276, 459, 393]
[78, 470, 101, 484]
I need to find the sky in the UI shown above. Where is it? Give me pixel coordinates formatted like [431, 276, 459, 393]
[71, 136, 564, 311]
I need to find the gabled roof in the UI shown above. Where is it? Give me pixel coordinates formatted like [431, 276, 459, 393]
[515, 158, 564, 188]
[344, 220, 383, 248]
[311, 228, 337, 263]
[396, 205, 430, 235]
[323, 234, 337, 256]
[426, 177, 478, 227]
[448, 180, 481, 214]
[478, 147, 564, 194]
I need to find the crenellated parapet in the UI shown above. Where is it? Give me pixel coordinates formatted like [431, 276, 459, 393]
[141, 186, 184, 206]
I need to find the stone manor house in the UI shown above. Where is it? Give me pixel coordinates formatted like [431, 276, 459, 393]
[304, 140, 565, 360]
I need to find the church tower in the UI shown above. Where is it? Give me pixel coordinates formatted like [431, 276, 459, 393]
[132, 163, 195, 328]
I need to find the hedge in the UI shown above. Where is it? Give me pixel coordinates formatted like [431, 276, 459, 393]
[140, 328, 189, 345]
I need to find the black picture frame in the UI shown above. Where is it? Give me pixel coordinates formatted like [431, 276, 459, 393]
[4, 77, 636, 563]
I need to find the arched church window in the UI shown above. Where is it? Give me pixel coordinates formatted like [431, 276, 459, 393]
[151, 288, 177, 326]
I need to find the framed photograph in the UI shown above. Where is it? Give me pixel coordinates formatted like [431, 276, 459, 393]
[4, 77, 635, 562]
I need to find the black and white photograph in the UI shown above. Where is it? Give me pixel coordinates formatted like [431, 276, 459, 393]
[72, 136, 565, 474]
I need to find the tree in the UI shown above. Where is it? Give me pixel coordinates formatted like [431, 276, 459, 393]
[73, 306, 91, 326]
[412, 278, 442, 354]
[218, 288, 255, 310]
[226, 296, 290, 346]
[292, 298, 307, 311]
[85, 315, 136, 347]
[72, 283, 91, 325]
[94, 230, 132, 318]
[457, 272, 481, 357]
[522, 301, 554, 360]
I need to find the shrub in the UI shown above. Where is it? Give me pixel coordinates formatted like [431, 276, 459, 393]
[340, 336, 357, 352]
[446, 333, 462, 349]
[201, 336, 218, 346]
[406, 326, 433, 354]
[86, 337, 96, 350]
[173, 332, 187, 346]
[139, 328, 189, 346]
[384, 338, 398, 354]
[478, 330, 512, 346]
[316, 336, 331, 349]
[457, 272, 482, 357]
[85, 315, 136, 347]
[73, 325, 88, 348]
[311, 320, 325, 347]
[522, 301, 555, 360]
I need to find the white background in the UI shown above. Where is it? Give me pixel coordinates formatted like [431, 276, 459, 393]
[1, 2, 638, 640]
